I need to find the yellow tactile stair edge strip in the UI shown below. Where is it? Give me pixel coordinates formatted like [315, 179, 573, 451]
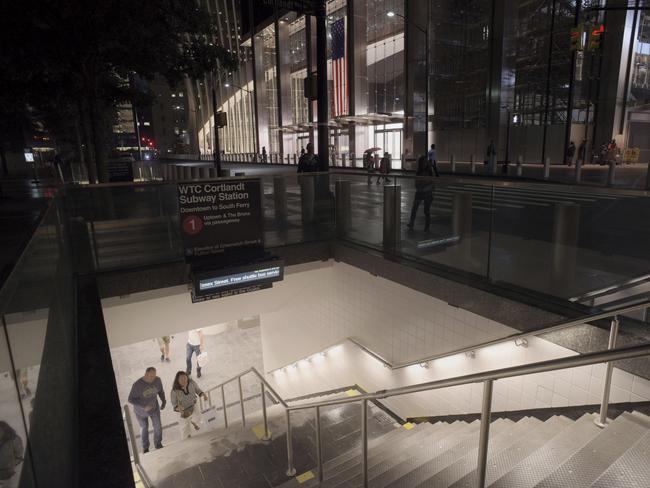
[296, 470, 315, 483]
[403, 422, 415, 430]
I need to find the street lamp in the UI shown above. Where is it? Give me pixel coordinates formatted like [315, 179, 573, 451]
[224, 82, 252, 94]
[387, 11, 429, 151]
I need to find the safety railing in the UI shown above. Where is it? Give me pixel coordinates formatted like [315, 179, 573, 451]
[287, 337, 650, 487]
[120, 302, 650, 487]
[123, 405, 153, 488]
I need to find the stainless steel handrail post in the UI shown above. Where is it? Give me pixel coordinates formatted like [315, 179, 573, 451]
[207, 390, 212, 408]
[361, 399, 368, 487]
[286, 409, 297, 476]
[238, 376, 246, 427]
[596, 316, 620, 428]
[123, 404, 140, 464]
[477, 379, 493, 488]
[221, 385, 228, 428]
[261, 382, 271, 441]
[316, 406, 323, 482]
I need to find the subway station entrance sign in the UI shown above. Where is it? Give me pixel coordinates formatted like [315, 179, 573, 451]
[178, 179, 263, 259]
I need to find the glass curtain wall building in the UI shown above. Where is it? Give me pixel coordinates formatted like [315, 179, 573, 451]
[205, 0, 650, 166]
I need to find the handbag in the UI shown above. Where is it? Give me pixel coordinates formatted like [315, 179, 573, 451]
[197, 351, 210, 368]
[180, 404, 195, 419]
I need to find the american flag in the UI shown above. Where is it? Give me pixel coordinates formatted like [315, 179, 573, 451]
[331, 17, 347, 117]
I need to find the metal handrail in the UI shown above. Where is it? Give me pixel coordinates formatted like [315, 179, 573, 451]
[267, 299, 650, 374]
[160, 304, 650, 486]
[570, 273, 650, 303]
[286, 341, 650, 412]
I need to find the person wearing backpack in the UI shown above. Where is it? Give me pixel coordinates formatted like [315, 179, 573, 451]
[170, 371, 207, 440]
[0, 422, 23, 482]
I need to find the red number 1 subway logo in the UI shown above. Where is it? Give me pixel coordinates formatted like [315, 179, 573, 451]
[182, 215, 203, 235]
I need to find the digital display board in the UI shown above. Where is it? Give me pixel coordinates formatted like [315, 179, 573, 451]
[191, 260, 284, 303]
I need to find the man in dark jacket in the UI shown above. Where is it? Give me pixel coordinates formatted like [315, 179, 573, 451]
[128, 367, 166, 453]
[297, 142, 319, 173]
[407, 155, 434, 231]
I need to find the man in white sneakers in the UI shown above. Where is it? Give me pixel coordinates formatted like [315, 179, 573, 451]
[186, 328, 204, 377]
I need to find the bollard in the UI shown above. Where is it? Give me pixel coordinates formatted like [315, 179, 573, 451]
[491, 154, 498, 175]
[300, 175, 315, 224]
[342, 154, 347, 168]
[607, 160, 616, 187]
[221, 169, 231, 177]
[516, 155, 523, 177]
[383, 185, 401, 250]
[335, 180, 352, 236]
[552, 203, 580, 294]
[273, 176, 287, 225]
[470, 154, 476, 174]
[543, 158, 551, 180]
[450, 154, 456, 173]
[293, 154, 298, 165]
[575, 158, 583, 184]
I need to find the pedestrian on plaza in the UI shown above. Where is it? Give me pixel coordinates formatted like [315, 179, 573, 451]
[128, 367, 166, 453]
[300, 147, 306, 157]
[486, 140, 496, 172]
[0, 422, 23, 483]
[577, 140, 586, 164]
[157, 336, 171, 363]
[261, 146, 268, 164]
[607, 139, 618, 165]
[407, 155, 434, 232]
[598, 142, 608, 165]
[377, 152, 391, 184]
[364, 151, 375, 184]
[565, 141, 576, 166]
[427, 144, 439, 177]
[52, 153, 65, 183]
[170, 371, 207, 440]
[297, 142, 319, 173]
[373, 152, 380, 179]
[186, 328, 205, 377]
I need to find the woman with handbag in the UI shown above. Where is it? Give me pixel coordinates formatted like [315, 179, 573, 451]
[0, 422, 23, 483]
[170, 371, 207, 440]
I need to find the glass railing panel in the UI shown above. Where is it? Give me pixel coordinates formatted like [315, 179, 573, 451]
[489, 183, 650, 299]
[0, 198, 75, 487]
[396, 175, 492, 277]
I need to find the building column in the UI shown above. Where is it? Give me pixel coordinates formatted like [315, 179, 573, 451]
[252, 31, 269, 154]
[404, 0, 429, 170]
[347, 0, 368, 166]
[306, 15, 317, 147]
[485, 0, 516, 163]
[276, 17, 293, 157]
[593, 6, 637, 148]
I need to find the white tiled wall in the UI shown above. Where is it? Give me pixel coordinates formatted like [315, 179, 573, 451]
[262, 261, 516, 371]
[261, 261, 650, 420]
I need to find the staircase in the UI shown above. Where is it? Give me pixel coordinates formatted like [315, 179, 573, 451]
[280, 411, 650, 488]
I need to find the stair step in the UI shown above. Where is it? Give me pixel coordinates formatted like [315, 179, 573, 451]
[591, 430, 650, 488]
[382, 419, 514, 488]
[367, 419, 502, 488]
[325, 423, 442, 487]
[365, 420, 483, 488]
[450, 415, 572, 488]
[329, 421, 469, 488]
[490, 413, 601, 488]
[535, 412, 650, 488]
[278, 422, 430, 488]
[416, 417, 542, 488]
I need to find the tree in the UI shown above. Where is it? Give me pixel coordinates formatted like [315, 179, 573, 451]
[0, 0, 237, 183]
